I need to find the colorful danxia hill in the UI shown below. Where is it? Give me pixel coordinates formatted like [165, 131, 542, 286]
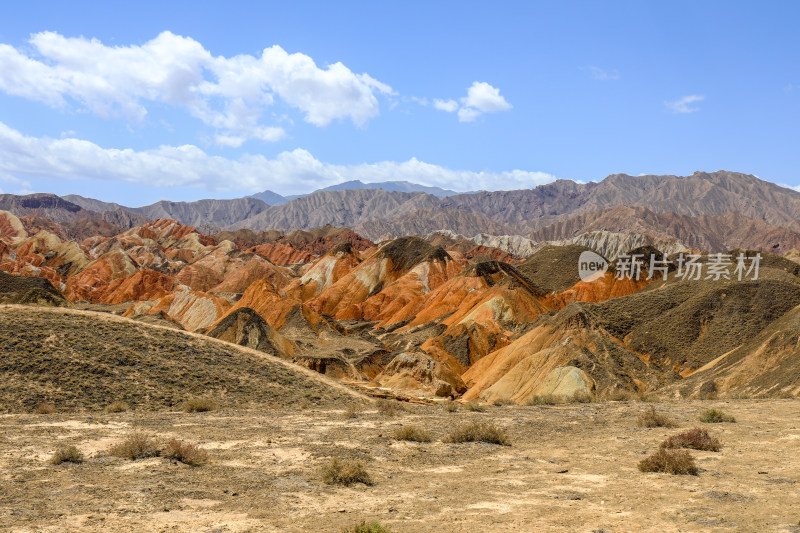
[3, 180, 800, 403]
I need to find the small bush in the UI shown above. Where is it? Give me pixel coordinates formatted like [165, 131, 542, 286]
[109, 432, 160, 460]
[446, 421, 509, 445]
[321, 457, 373, 486]
[162, 439, 208, 466]
[661, 428, 721, 452]
[34, 403, 56, 414]
[527, 394, 560, 406]
[463, 400, 486, 412]
[699, 408, 736, 423]
[105, 401, 129, 413]
[637, 406, 676, 428]
[441, 400, 459, 412]
[393, 425, 432, 442]
[182, 398, 218, 413]
[375, 399, 405, 417]
[342, 521, 392, 533]
[638, 448, 698, 475]
[49, 445, 84, 465]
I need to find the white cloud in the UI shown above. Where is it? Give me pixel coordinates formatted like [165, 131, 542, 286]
[587, 66, 620, 81]
[434, 81, 512, 122]
[665, 94, 705, 114]
[0, 121, 555, 195]
[0, 31, 393, 144]
[433, 99, 458, 112]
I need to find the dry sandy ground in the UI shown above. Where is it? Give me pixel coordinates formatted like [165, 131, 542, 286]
[1, 399, 799, 532]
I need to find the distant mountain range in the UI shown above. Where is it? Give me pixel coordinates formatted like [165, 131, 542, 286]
[249, 179, 459, 205]
[3, 171, 800, 254]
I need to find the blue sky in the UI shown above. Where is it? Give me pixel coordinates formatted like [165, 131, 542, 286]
[0, 1, 798, 206]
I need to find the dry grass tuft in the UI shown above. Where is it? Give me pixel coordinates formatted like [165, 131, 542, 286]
[464, 400, 487, 412]
[375, 399, 405, 417]
[393, 425, 432, 442]
[527, 394, 560, 406]
[109, 432, 160, 460]
[446, 421, 509, 445]
[104, 401, 129, 413]
[699, 408, 736, 423]
[162, 439, 209, 466]
[49, 445, 84, 465]
[441, 400, 459, 412]
[321, 457, 373, 486]
[33, 402, 56, 414]
[638, 448, 698, 475]
[343, 405, 361, 419]
[661, 428, 721, 452]
[182, 397, 218, 413]
[342, 521, 393, 533]
[637, 406, 676, 428]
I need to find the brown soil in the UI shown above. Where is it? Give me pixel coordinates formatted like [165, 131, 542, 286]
[0, 305, 363, 413]
[0, 399, 798, 531]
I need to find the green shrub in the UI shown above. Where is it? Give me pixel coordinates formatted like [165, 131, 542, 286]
[699, 408, 736, 423]
[342, 521, 393, 533]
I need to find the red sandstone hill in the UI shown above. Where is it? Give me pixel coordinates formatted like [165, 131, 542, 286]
[2, 207, 800, 401]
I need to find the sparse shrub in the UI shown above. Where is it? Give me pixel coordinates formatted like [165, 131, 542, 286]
[109, 432, 160, 460]
[342, 521, 392, 533]
[661, 428, 721, 452]
[637, 406, 676, 428]
[34, 402, 56, 414]
[464, 400, 486, 412]
[162, 439, 208, 466]
[49, 445, 84, 465]
[441, 400, 459, 412]
[492, 397, 516, 406]
[527, 394, 560, 406]
[393, 425, 432, 442]
[321, 457, 373, 486]
[182, 397, 218, 413]
[638, 448, 698, 475]
[343, 405, 361, 419]
[376, 399, 405, 417]
[604, 389, 637, 402]
[105, 401, 129, 413]
[570, 391, 594, 403]
[446, 421, 509, 445]
[699, 408, 736, 423]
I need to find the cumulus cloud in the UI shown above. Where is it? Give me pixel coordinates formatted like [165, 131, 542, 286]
[433, 99, 458, 112]
[665, 94, 705, 114]
[0, 31, 393, 145]
[434, 81, 512, 122]
[0, 121, 555, 195]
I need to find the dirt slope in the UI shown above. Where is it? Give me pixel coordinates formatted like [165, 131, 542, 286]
[0, 305, 365, 412]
